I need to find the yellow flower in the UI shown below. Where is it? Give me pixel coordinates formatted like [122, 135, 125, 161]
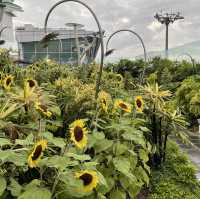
[24, 79, 37, 99]
[114, 99, 132, 113]
[70, 119, 87, 149]
[98, 91, 111, 112]
[3, 75, 14, 90]
[0, 72, 4, 85]
[28, 140, 47, 168]
[35, 101, 52, 118]
[75, 170, 99, 192]
[135, 96, 144, 113]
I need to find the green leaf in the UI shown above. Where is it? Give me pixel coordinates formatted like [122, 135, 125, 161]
[59, 173, 86, 198]
[139, 126, 150, 133]
[135, 166, 149, 185]
[88, 132, 105, 148]
[122, 132, 146, 148]
[24, 180, 41, 190]
[113, 157, 130, 175]
[43, 132, 66, 149]
[110, 189, 126, 199]
[40, 156, 78, 170]
[0, 150, 27, 166]
[94, 139, 113, 153]
[18, 187, 51, 199]
[0, 176, 6, 196]
[97, 171, 108, 188]
[113, 143, 128, 156]
[128, 181, 143, 198]
[15, 134, 34, 146]
[66, 153, 91, 161]
[139, 149, 149, 163]
[7, 178, 22, 197]
[0, 138, 11, 147]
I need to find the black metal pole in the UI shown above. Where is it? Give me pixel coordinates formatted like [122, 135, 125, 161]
[44, 0, 104, 98]
[165, 23, 169, 58]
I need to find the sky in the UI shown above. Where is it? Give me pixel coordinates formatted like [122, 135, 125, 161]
[13, 0, 200, 61]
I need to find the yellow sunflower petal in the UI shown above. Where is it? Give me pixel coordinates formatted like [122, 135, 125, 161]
[3, 75, 14, 90]
[75, 170, 99, 192]
[135, 96, 144, 113]
[98, 91, 111, 112]
[114, 99, 132, 113]
[70, 119, 88, 149]
[28, 140, 47, 168]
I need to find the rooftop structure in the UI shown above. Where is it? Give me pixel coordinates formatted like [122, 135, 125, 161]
[0, 0, 23, 43]
[15, 24, 101, 65]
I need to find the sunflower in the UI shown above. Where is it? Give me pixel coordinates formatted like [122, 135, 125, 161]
[69, 119, 87, 149]
[98, 91, 111, 112]
[0, 72, 4, 85]
[114, 99, 132, 113]
[35, 101, 52, 118]
[24, 79, 37, 98]
[3, 75, 14, 90]
[28, 140, 47, 168]
[75, 170, 99, 192]
[135, 96, 144, 113]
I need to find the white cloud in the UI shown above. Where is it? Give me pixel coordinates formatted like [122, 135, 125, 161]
[7, 0, 200, 60]
[147, 21, 162, 32]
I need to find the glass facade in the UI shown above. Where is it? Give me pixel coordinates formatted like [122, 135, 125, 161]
[22, 38, 80, 64]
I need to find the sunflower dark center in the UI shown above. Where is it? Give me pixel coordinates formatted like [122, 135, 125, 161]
[74, 126, 83, 142]
[32, 145, 42, 161]
[119, 103, 127, 109]
[136, 99, 142, 108]
[102, 99, 107, 106]
[27, 80, 35, 88]
[6, 78, 11, 86]
[39, 104, 48, 112]
[80, 173, 93, 186]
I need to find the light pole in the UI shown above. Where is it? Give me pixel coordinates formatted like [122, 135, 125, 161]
[105, 29, 147, 83]
[0, 2, 5, 23]
[44, 0, 104, 98]
[154, 11, 184, 58]
[65, 23, 83, 66]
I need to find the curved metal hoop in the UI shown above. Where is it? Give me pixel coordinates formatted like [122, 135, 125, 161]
[177, 53, 196, 74]
[106, 29, 147, 62]
[44, 0, 104, 98]
[106, 29, 147, 83]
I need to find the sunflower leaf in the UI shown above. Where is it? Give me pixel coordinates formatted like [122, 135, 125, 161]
[66, 153, 91, 161]
[94, 139, 113, 153]
[0, 138, 11, 147]
[113, 157, 130, 175]
[40, 156, 78, 170]
[0, 176, 6, 196]
[18, 187, 51, 199]
[43, 132, 66, 149]
[7, 178, 22, 197]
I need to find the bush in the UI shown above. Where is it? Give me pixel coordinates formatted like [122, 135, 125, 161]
[148, 141, 200, 199]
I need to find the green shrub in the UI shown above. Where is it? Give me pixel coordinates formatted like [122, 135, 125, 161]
[148, 141, 200, 199]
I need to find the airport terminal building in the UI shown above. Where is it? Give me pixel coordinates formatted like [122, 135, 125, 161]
[15, 24, 101, 65]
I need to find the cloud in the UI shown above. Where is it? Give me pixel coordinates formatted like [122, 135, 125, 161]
[11, 0, 200, 61]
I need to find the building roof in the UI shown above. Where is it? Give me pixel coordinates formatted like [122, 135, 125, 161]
[0, 0, 23, 12]
[16, 24, 99, 43]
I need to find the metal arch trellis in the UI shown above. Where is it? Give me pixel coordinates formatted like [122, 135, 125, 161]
[106, 29, 147, 62]
[43, 0, 104, 99]
[177, 53, 196, 74]
[105, 29, 147, 83]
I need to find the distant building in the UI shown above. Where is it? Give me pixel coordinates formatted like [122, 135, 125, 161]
[15, 24, 101, 65]
[0, 0, 23, 43]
